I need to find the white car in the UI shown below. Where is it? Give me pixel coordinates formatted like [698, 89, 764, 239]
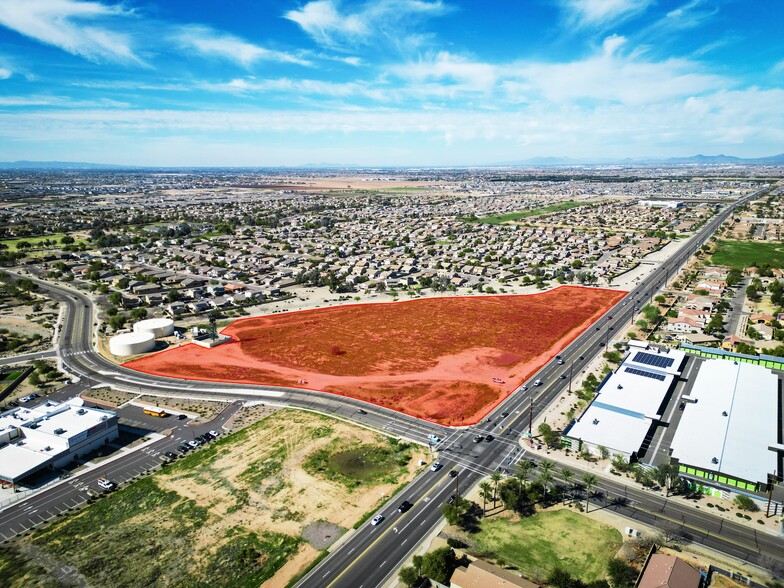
[427, 434, 441, 443]
[208, 430, 221, 438]
[431, 462, 442, 472]
[188, 440, 200, 448]
[97, 478, 115, 490]
[370, 515, 384, 526]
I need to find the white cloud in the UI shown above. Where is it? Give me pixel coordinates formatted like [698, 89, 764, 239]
[173, 25, 311, 68]
[391, 52, 498, 93]
[505, 36, 727, 105]
[0, 67, 11, 79]
[284, 0, 449, 50]
[0, 0, 142, 64]
[559, 0, 653, 28]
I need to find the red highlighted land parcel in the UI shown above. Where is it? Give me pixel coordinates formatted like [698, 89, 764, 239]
[124, 286, 624, 425]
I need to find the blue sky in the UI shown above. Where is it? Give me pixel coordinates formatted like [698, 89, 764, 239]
[0, 0, 781, 166]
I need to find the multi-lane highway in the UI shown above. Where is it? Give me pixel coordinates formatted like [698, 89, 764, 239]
[2, 186, 780, 586]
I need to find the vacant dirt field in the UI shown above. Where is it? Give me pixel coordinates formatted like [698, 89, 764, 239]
[126, 287, 624, 425]
[22, 410, 424, 588]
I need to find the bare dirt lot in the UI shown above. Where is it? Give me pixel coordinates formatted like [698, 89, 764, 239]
[125, 287, 624, 425]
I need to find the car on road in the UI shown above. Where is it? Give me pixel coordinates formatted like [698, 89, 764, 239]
[448, 469, 458, 478]
[447, 494, 456, 504]
[430, 462, 442, 472]
[557, 359, 564, 365]
[520, 385, 527, 391]
[177, 414, 187, 420]
[370, 515, 384, 526]
[500, 412, 509, 418]
[356, 409, 367, 415]
[472, 435, 483, 443]
[534, 379, 543, 386]
[397, 501, 412, 513]
[97, 478, 115, 490]
[559, 374, 567, 380]
[428, 434, 441, 443]
[578, 355, 584, 361]
[485, 435, 494, 442]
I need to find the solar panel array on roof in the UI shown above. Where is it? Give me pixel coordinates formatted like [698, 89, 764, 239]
[633, 351, 674, 369]
[625, 367, 666, 381]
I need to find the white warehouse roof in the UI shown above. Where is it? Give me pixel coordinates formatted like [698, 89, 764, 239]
[566, 346, 685, 457]
[670, 360, 779, 485]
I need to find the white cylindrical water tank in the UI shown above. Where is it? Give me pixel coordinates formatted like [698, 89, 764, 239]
[109, 331, 155, 356]
[133, 317, 174, 338]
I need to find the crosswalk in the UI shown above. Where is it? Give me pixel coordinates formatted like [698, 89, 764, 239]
[61, 350, 91, 357]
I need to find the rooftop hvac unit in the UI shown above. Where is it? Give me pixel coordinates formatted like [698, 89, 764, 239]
[76, 409, 86, 415]
[54, 428, 65, 435]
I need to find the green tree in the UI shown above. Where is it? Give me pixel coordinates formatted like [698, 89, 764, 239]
[734, 495, 759, 512]
[28, 372, 41, 387]
[489, 471, 503, 507]
[606, 557, 637, 587]
[560, 467, 574, 502]
[60, 235, 75, 245]
[398, 566, 421, 588]
[130, 307, 148, 321]
[108, 291, 123, 307]
[582, 473, 597, 512]
[478, 480, 492, 513]
[420, 547, 460, 585]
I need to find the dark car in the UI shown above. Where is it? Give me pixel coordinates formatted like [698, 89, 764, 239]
[164, 451, 178, 459]
[560, 374, 567, 379]
[447, 494, 456, 504]
[177, 414, 187, 420]
[178, 444, 190, 452]
[485, 435, 494, 442]
[397, 501, 412, 513]
[357, 409, 367, 415]
[448, 470, 458, 478]
[500, 412, 509, 418]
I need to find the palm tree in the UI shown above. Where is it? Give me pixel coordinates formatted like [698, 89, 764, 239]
[478, 481, 492, 514]
[582, 473, 597, 512]
[539, 459, 555, 475]
[515, 460, 535, 493]
[538, 470, 554, 502]
[560, 468, 574, 503]
[489, 471, 503, 508]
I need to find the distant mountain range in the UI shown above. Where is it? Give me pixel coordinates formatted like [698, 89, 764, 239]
[0, 153, 783, 170]
[491, 153, 784, 166]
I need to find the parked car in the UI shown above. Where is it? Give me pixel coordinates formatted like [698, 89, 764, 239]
[187, 440, 200, 448]
[97, 478, 115, 490]
[163, 451, 178, 459]
[208, 430, 221, 438]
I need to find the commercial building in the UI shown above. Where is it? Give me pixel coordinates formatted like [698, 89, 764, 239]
[670, 359, 782, 495]
[564, 346, 686, 460]
[638, 200, 684, 208]
[0, 398, 118, 485]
